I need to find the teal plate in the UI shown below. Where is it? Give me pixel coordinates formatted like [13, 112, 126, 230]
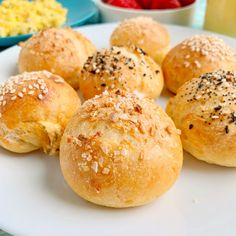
[0, 0, 98, 46]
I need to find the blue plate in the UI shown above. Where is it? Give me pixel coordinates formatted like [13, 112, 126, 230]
[0, 0, 98, 46]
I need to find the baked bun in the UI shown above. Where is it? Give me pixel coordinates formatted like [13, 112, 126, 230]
[163, 35, 236, 93]
[18, 27, 96, 89]
[60, 89, 183, 208]
[166, 70, 236, 167]
[110, 17, 170, 65]
[79, 46, 164, 100]
[0, 71, 80, 155]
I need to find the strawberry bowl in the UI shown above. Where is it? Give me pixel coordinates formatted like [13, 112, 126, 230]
[95, 0, 198, 26]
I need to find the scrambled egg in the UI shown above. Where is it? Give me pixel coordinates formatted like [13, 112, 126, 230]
[0, 0, 67, 37]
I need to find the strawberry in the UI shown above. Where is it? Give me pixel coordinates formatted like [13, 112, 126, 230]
[151, 0, 181, 9]
[179, 0, 195, 6]
[107, 0, 142, 9]
[136, 0, 152, 9]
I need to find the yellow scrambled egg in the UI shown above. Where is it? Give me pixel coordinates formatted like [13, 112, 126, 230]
[0, 0, 67, 37]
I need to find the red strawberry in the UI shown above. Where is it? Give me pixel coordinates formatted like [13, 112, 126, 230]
[137, 0, 152, 9]
[107, 0, 142, 9]
[151, 0, 181, 9]
[179, 0, 195, 6]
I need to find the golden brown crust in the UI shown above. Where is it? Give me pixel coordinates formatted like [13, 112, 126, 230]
[79, 46, 164, 100]
[163, 35, 236, 93]
[110, 17, 170, 65]
[0, 71, 81, 155]
[60, 89, 183, 208]
[166, 70, 236, 167]
[18, 27, 96, 89]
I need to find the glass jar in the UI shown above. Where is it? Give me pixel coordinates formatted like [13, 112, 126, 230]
[204, 0, 236, 38]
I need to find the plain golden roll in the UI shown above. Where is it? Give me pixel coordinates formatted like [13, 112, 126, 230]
[60, 89, 183, 208]
[166, 70, 236, 167]
[163, 35, 236, 93]
[0, 71, 81, 155]
[110, 17, 170, 65]
[79, 46, 164, 100]
[18, 27, 96, 89]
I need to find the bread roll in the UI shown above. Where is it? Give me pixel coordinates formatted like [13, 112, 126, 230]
[60, 89, 183, 208]
[79, 46, 164, 100]
[110, 17, 170, 65]
[163, 35, 236, 93]
[18, 27, 96, 89]
[0, 71, 81, 155]
[166, 70, 236, 167]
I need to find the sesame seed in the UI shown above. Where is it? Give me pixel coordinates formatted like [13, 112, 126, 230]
[22, 88, 27, 93]
[38, 94, 43, 100]
[212, 115, 219, 119]
[98, 157, 104, 167]
[103, 90, 109, 96]
[194, 60, 201, 68]
[42, 89, 48, 94]
[176, 129, 181, 135]
[18, 92, 24, 98]
[195, 94, 201, 100]
[54, 79, 64, 83]
[183, 61, 190, 68]
[102, 167, 110, 175]
[91, 161, 98, 173]
[33, 83, 39, 89]
[28, 90, 34, 95]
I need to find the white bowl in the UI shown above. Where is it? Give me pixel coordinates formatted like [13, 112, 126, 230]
[95, 0, 198, 26]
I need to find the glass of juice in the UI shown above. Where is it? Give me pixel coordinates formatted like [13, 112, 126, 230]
[204, 0, 236, 38]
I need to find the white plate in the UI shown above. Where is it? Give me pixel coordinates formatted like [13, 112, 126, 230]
[1, 23, 236, 236]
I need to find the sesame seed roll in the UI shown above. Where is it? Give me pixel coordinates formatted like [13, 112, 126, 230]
[0, 71, 81, 155]
[18, 27, 96, 89]
[60, 89, 183, 208]
[110, 17, 170, 65]
[166, 70, 236, 167]
[162, 35, 236, 93]
[79, 46, 164, 100]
